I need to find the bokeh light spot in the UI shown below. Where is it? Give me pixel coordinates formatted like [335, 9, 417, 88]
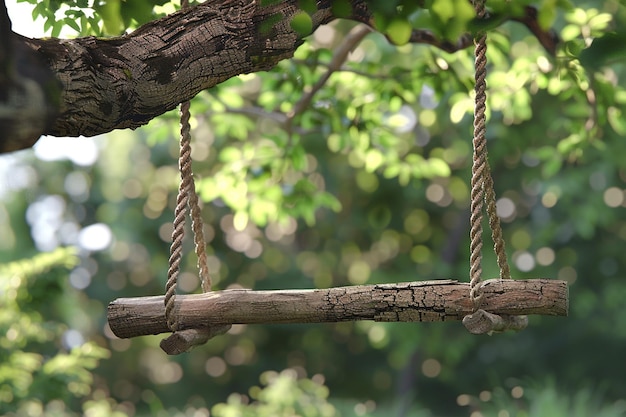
[69, 267, 91, 290]
[541, 191, 558, 208]
[511, 229, 531, 250]
[514, 251, 535, 272]
[426, 183, 445, 204]
[356, 171, 379, 193]
[410, 245, 431, 264]
[348, 260, 371, 285]
[404, 209, 429, 235]
[603, 187, 624, 207]
[496, 197, 516, 221]
[78, 223, 112, 251]
[62, 329, 85, 349]
[419, 109, 437, 127]
[225, 346, 247, 366]
[179, 272, 199, 292]
[421, 358, 441, 378]
[367, 325, 387, 346]
[457, 394, 471, 406]
[535, 247, 555, 266]
[205, 357, 227, 377]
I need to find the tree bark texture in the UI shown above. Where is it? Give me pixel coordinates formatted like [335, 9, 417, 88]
[1, 0, 559, 154]
[0, 0, 356, 152]
[108, 279, 568, 339]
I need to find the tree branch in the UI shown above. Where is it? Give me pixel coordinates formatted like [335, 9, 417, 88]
[0, 0, 61, 152]
[285, 24, 371, 134]
[0, 0, 559, 154]
[108, 279, 568, 339]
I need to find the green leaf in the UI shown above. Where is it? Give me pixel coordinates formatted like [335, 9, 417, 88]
[365, 149, 384, 172]
[96, 0, 124, 35]
[538, 1, 557, 30]
[425, 158, 451, 178]
[220, 146, 242, 162]
[290, 11, 313, 37]
[579, 31, 626, 70]
[289, 145, 307, 171]
[431, 0, 455, 23]
[64, 18, 81, 33]
[386, 18, 412, 45]
[607, 107, 626, 136]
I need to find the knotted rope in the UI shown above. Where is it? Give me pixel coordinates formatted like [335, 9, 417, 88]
[465, 0, 524, 334]
[164, 100, 212, 333]
[160, 0, 227, 354]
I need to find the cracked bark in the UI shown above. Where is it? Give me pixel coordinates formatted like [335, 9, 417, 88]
[107, 279, 568, 339]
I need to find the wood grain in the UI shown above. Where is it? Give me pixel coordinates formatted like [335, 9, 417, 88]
[107, 279, 568, 339]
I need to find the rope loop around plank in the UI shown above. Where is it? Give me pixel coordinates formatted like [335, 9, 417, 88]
[468, 0, 512, 310]
[161, 93, 225, 355]
[164, 100, 212, 333]
[161, 0, 222, 354]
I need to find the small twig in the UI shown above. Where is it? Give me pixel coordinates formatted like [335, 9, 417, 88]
[583, 78, 599, 135]
[290, 59, 394, 79]
[215, 105, 287, 124]
[285, 24, 372, 134]
[510, 6, 560, 55]
[408, 30, 474, 53]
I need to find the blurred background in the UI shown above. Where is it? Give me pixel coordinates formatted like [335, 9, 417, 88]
[2, 0, 626, 416]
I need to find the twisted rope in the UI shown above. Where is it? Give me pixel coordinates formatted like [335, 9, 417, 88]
[164, 119, 192, 331]
[468, 0, 489, 310]
[465, 1, 521, 335]
[483, 164, 511, 280]
[164, 100, 213, 332]
[469, 0, 513, 312]
[180, 100, 212, 293]
[164, 0, 212, 333]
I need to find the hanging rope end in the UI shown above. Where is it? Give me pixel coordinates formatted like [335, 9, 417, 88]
[160, 324, 231, 355]
[462, 309, 528, 335]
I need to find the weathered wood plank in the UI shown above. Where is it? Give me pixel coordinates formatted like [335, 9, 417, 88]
[107, 279, 568, 339]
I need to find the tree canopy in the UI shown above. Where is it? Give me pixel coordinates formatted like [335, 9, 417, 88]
[2, 0, 626, 416]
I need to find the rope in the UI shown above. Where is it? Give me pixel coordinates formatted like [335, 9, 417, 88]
[164, 134, 190, 331]
[468, 0, 511, 310]
[483, 165, 511, 280]
[164, 0, 212, 333]
[468, 0, 488, 310]
[181, 101, 212, 293]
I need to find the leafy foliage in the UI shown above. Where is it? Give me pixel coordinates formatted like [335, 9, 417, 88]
[212, 369, 337, 417]
[476, 380, 626, 417]
[0, 248, 111, 415]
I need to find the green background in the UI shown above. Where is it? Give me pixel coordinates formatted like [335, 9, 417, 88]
[2, 0, 626, 416]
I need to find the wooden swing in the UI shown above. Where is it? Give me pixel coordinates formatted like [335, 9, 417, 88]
[107, 1, 568, 355]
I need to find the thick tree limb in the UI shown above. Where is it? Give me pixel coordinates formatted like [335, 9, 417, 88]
[1, 0, 559, 153]
[108, 279, 568, 339]
[0, 0, 60, 151]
